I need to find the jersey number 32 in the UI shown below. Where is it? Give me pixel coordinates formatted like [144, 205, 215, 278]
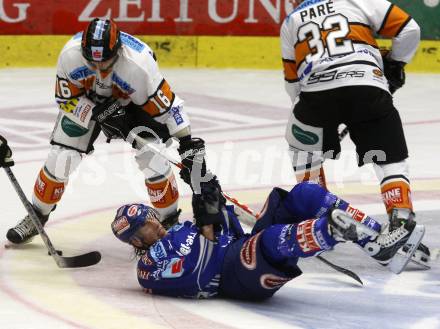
[298, 14, 354, 62]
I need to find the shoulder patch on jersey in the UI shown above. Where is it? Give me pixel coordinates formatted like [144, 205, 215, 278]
[69, 66, 94, 81]
[150, 241, 168, 262]
[120, 32, 145, 53]
[112, 72, 135, 94]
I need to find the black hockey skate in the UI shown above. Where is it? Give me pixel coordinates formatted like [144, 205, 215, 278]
[389, 208, 431, 269]
[330, 209, 425, 274]
[6, 207, 49, 244]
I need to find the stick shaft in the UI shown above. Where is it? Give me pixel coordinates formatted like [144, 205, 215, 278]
[4, 167, 64, 266]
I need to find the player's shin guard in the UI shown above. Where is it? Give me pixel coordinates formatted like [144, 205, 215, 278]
[283, 182, 382, 236]
[375, 162, 429, 268]
[260, 218, 338, 262]
[7, 167, 65, 244]
[380, 176, 413, 215]
[32, 167, 66, 215]
[375, 161, 413, 215]
[145, 169, 179, 220]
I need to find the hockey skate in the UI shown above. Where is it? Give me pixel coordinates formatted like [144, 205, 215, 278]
[161, 209, 182, 230]
[330, 209, 425, 274]
[389, 208, 431, 270]
[6, 207, 49, 244]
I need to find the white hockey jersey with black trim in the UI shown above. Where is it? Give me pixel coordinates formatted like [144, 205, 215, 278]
[280, 0, 420, 103]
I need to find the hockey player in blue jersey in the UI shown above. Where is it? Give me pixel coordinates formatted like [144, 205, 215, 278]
[111, 143, 425, 299]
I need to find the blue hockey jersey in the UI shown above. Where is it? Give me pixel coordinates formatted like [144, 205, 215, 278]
[137, 205, 245, 298]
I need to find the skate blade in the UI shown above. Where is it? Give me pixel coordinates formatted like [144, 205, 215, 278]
[408, 247, 440, 269]
[388, 225, 425, 274]
[406, 248, 431, 270]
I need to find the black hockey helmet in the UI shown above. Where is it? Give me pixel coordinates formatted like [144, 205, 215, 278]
[81, 18, 121, 62]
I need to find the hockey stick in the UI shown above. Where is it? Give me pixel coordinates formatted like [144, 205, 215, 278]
[4, 167, 101, 268]
[132, 135, 363, 284]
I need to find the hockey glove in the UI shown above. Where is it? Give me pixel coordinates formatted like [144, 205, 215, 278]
[383, 57, 406, 94]
[178, 136, 208, 191]
[92, 98, 132, 140]
[192, 176, 226, 229]
[0, 135, 14, 168]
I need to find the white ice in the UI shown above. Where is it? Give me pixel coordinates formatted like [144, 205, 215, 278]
[0, 68, 439, 329]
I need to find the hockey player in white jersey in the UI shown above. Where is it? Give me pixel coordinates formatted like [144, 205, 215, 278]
[7, 19, 205, 244]
[281, 0, 430, 265]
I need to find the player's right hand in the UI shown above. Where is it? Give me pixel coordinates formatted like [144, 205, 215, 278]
[92, 98, 132, 140]
[383, 57, 406, 94]
[0, 135, 14, 168]
[192, 176, 225, 229]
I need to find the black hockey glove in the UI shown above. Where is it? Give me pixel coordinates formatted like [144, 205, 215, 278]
[92, 98, 132, 140]
[192, 176, 226, 229]
[383, 57, 406, 94]
[0, 135, 14, 168]
[178, 136, 208, 191]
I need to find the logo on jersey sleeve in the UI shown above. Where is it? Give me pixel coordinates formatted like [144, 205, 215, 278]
[162, 258, 185, 278]
[171, 107, 184, 125]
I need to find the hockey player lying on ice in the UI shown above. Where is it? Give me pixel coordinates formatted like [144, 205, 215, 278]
[111, 141, 425, 300]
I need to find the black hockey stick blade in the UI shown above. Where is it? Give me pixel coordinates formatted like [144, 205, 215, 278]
[55, 251, 102, 268]
[317, 255, 363, 285]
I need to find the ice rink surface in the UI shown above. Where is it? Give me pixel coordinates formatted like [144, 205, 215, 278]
[0, 68, 439, 329]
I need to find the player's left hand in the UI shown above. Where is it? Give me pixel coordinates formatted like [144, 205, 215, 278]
[0, 135, 14, 168]
[92, 98, 132, 140]
[192, 176, 225, 229]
